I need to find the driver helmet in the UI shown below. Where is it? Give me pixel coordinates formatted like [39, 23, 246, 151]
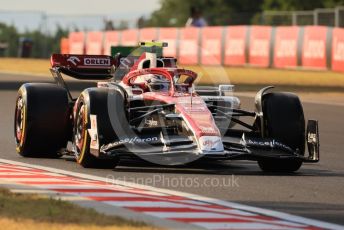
[147, 74, 170, 92]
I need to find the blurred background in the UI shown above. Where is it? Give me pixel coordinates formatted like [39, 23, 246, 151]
[1, 0, 344, 58]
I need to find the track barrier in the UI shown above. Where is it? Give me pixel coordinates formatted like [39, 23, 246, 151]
[63, 26, 344, 73]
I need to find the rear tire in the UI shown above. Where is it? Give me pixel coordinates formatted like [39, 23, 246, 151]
[258, 92, 305, 172]
[73, 88, 127, 168]
[14, 83, 70, 157]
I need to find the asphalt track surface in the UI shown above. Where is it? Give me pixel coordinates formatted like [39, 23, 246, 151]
[0, 73, 343, 226]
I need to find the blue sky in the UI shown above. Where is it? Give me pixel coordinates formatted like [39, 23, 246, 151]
[0, 0, 161, 32]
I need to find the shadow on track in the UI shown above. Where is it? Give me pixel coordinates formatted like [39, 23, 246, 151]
[63, 156, 342, 177]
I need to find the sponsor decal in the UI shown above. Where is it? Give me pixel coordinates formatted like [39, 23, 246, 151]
[177, 97, 203, 104]
[145, 118, 158, 127]
[174, 92, 187, 97]
[84, 57, 111, 66]
[115, 137, 159, 145]
[276, 39, 297, 58]
[244, 139, 271, 147]
[241, 137, 294, 153]
[199, 136, 224, 152]
[177, 97, 207, 113]
[304, 40, 325, 59]
[103, 136, 160, 150]
[250, 39, 269, 57]
[200, 126, 217, 134]
[333, 39, 344, 61]
[308, 133, 317, 143]
[120, 57, 136, 69]
[88, 115, 99, 150]
[226, 39, 245, 56]
[203, 139, 221, 149]
[184, 106, 207, 113]
[203, 96, 225, 101]
[67, 56, 81, 66]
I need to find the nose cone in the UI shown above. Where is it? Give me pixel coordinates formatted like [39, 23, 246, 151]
[199, 136, 224, 152]
[175, 96, 221, 137]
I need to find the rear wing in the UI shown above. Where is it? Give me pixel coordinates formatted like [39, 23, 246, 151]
[50, 54, 120, 102]
[50, 54, 117, 80]
[50, 53, 176, 80]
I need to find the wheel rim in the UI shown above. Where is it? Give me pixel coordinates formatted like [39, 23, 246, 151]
[15, 96, 25, 144]
[74, 104, 86, 158]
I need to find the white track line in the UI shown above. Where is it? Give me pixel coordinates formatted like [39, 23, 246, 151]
[192, 222, 294, 230]
[0, 178, 75, 182]
[144, 212, 240, 219]
[0, 158, 342, 230]
[104, 201, 190, 208]
[55, 192, 144, 197]
[10, 189, 60, 194]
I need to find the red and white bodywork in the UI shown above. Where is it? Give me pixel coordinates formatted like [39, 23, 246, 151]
[113, 51, 238, 154]
[51, 49, 240, 155]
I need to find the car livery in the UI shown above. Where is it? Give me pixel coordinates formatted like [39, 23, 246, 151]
[14, 41, 320, 172]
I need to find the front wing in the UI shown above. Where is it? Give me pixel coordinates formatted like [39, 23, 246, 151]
[97, 120, 319, 164]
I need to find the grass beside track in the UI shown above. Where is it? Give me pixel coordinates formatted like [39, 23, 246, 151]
[0, 188, 156, 230]
[0, 58, 50, 76]
[0, 58, 344, 90]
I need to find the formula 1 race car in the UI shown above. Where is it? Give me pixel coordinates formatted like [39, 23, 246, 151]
[14, 41, 320, 172]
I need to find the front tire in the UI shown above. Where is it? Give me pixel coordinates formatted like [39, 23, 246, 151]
[258, 92, 305, 172]
[14, 83, 70, 157]
[73, 88, 126, 168]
